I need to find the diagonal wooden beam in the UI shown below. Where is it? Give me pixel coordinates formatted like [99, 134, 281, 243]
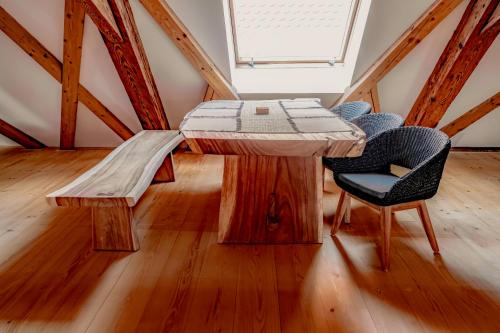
[441, 92, 500, 137]
[60, 0, 86, 149]
[482, 2, 500, 32]
[78, 86, 135, 139]
[203, 85, 216, 102]
[83, 0, 170, 130]
[80, 0, 122, 42]
[0, 6, 134, 141]
[0, 7, 61, 80]
[0, 118, 46, 149]
[335, 0, 464, 106]
[139, 0, 239, 100]
[405, 0, 499, 127]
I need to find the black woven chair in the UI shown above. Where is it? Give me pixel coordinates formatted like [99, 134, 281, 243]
[330, 127, 451, 271]
[330, 101, 372, 121]
[324, 113, 404, 224]
[324, 113, 404, 172]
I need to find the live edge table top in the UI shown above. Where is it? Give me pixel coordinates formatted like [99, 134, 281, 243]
[180, 99, 366, 158]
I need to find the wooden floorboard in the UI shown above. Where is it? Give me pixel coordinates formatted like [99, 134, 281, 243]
[0, 148, 499, 332]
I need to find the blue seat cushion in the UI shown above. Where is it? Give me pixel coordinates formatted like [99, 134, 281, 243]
[335, 173, 400, 200]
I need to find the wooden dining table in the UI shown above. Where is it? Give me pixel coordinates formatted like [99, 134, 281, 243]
[180, 99, 366, 244]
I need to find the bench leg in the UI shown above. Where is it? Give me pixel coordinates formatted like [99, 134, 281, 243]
[153, 153, 175, 183]
[91, 207, 139, 251]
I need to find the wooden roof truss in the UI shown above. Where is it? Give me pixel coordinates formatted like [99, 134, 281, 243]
[0, 0, 239, 149]
[1, 0, 497, 148]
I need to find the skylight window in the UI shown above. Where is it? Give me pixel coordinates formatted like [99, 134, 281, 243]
[229, 0, 360, 65]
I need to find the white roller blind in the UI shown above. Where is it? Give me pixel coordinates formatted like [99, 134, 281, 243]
[230, 0, 358, 64]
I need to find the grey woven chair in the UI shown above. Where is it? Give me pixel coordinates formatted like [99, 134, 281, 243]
[330, 127, 451, 271]
[324, 113, 404, 172]
[330, 101, 372, 121]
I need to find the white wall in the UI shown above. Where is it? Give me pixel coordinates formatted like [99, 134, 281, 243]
[0, 0, 499, 148]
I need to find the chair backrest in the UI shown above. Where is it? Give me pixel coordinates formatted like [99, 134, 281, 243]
[331, 101, 372, 121]
[386, 126, 451, 170]
[352, 113, 404, 140]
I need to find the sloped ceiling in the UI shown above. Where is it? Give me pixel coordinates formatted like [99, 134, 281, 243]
[0, 0, 499, 147]
[0, 0, 223, 147]
[355, 0, 500, 147]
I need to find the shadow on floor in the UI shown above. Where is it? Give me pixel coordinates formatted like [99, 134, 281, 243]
[330, 206, 500, 332]
[0, 207, 129, 323]
[0, 153, 223, 328]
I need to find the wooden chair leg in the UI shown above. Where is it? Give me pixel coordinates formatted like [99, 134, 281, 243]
[331, 190, 348, 235]
[322, 166, 327, 191]
[91, 206, 139, 251]
[343, 195, 351, 224]
[380, 207, 392, 271]
[416, 201, 440, 254]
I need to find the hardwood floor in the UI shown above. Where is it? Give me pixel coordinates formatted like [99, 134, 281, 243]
[0, 148, 499, 332]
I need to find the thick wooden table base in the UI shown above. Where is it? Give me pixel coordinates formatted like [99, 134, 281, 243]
[218, 155, 323, 244]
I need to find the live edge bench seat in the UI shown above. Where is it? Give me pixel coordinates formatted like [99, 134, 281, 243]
[47, 130, 184, 251]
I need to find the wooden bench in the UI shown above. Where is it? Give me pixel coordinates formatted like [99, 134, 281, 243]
[47, 130, 184, 251]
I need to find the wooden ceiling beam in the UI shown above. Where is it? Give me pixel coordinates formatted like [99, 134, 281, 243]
[139, 0, 239, 100]
[0, 6, 134, 141]
[83, 0, 170, 130]
[405, 0, 499, 127]
[80, 0, 122, 42]
[0, 118, 46, 149]
[0, 7, 61, 80]
[78, 86, 135, 140]
[335, 0, 464, 106]
[482, 2, 500, 32]
[203, 85, 216, 102]
[368, 85, 381, 113]
[60, 0, 85, 149]
[441, 92, 500, 137]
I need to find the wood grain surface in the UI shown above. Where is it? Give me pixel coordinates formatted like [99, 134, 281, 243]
[331, 191, 441, 271]
[335, 0, 464, 106]
[184, 131, 366, 158]
[82, 0, 123, 42]
[60, 0, 85, 149]
[183, 100, 365, 244]
[405, 0, 499, 127]
[218, 155, 323, 243]
[1, 149, 500, 332]
[47, 130, 183, 207]
[83, 0, 170, 130]
[441, 92, 500, 137]
[139, 0, 239, 100]
[0, 6, 134, 140]
[92, 206, 139, 251]
[203, 84, 217, 101]
[0, 118, 45, 148]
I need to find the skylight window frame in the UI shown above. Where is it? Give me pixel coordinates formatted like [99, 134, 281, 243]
[228, 0, 361, 66]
